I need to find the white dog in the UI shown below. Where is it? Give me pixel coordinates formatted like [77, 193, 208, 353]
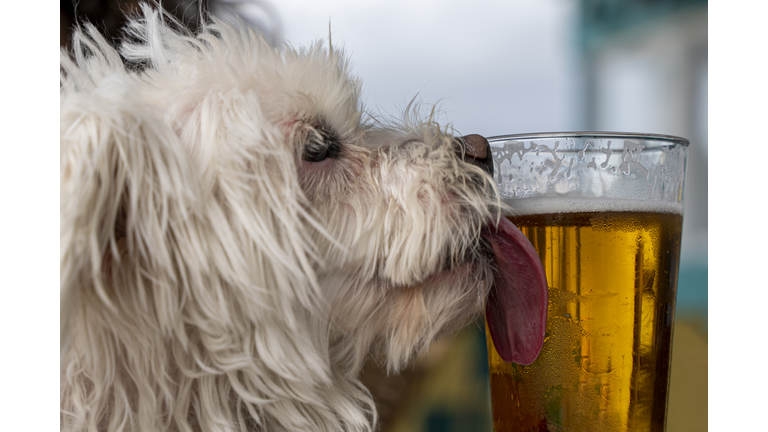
[60, 5, 548, 431]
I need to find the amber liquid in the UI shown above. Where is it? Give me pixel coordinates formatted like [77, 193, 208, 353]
[487, 211, 682, 432]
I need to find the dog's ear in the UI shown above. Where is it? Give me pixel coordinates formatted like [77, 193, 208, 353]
[60, 63, 204, 428]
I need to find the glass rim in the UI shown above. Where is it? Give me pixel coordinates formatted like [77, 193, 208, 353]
[487, 131, 689, 147]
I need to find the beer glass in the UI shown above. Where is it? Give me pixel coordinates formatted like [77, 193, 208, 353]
[486, 132, 688, 431]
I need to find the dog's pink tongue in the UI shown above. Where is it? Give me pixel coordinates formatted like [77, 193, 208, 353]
[483, 218, 548, 365]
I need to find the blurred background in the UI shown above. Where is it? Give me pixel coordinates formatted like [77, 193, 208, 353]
[61, 1, 707, 430]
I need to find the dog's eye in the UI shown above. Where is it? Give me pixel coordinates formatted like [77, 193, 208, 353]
[302, 125, 341, 162]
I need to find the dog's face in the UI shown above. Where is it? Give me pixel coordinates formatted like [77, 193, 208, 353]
[130, 21, 503, 370]
[60, 7, 547, 432]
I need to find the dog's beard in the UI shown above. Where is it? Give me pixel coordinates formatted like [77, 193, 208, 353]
[322, 251, 493, 375]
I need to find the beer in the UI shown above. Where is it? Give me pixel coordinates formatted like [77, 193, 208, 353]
[487, 206, 683, 432]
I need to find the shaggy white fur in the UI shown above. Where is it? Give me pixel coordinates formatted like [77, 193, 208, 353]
[60, 5, 506, 432]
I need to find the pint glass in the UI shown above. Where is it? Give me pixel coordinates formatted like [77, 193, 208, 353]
[486, 133, 688, 431]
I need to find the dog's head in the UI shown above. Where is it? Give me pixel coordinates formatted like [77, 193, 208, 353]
[60, 6, 547, 432]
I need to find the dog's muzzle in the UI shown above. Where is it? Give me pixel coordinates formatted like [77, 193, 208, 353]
[456, 134, 493, 176]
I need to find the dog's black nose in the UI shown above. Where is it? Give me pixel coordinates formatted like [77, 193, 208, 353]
[457, 134, 493, 176]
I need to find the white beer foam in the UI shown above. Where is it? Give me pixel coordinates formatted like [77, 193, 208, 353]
[506, 197, 684, 216]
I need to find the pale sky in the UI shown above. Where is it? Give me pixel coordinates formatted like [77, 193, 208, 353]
[265, 0, 582, 137]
